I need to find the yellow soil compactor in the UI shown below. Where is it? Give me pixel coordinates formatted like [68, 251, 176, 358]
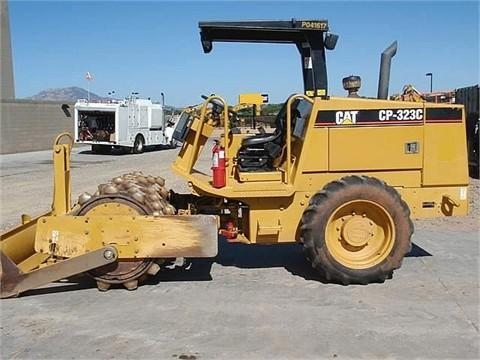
[0, 20, 469, 298]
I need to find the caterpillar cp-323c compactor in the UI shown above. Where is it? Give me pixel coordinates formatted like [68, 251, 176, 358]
[1, 20, 469, 298]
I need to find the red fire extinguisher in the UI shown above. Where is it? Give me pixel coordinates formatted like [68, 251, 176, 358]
[212, 140, 226, 188]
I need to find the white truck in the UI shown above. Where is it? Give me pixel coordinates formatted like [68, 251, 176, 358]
[74, 96, 178, 154]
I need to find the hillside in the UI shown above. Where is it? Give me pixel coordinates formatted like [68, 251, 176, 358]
[26, 86, 106, 102]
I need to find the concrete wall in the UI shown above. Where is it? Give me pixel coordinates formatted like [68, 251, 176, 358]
[1, 1, 15, 100]
[1, 100, 76, 154]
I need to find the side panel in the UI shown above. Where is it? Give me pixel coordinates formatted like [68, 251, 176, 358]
[149, 107, 164, 129]
[329, 126, 423, 171]
[302, 97, 426, 174]
[301, 127, 329, 172]
[245, 195, 298, 244]
[423, 122, 469, 186]
[399, 186, 468, 218]
[35, 215, 218, 258]
[123, 104, 170, 147]
[296, 171, 422, 192]
[144, 130, 166, 146]
[138, 106, 149, 128]
[117, 107, 130, 145]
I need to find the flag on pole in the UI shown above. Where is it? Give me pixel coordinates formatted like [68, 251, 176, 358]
[85, 72, 93, 102]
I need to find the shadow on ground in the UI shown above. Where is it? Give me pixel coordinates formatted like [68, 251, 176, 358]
[19, 276, 97, 298]
[78, 145, 175, 156]
[19, 239, 432, 297]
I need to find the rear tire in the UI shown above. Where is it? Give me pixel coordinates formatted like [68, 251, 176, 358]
[132, 135, 145, 154]
[301, 175, 413, 285]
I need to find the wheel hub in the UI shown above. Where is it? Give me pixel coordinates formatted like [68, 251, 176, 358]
[341, 215, 375, 247]
[326, 200, 395, 269]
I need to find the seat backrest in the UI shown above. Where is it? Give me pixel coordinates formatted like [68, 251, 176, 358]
[240, 96, 299, 148]
[273, 99, 301, 146]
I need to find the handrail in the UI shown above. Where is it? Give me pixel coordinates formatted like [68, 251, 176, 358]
[188, 96, 229, 184]
[285, 94, 314, 184]
[54, 132, 74, 153]
[52, 133, 74, 215]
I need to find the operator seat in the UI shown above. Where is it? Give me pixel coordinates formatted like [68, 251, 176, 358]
[237, 103, 299, 172]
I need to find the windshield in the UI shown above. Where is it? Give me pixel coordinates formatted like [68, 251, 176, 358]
[292, 99, 313, 139]
[172, 111, 192, 142]
[275, 95, 312, 139]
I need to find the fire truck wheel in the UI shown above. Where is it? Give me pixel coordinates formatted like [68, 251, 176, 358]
[133, 135, 145, 154]
[301, 175, 413, 285]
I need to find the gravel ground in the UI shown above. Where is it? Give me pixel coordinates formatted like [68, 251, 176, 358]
[0, 146, 478, 360]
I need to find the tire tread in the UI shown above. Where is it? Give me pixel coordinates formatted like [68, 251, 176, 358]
[301, 175, 413, 285]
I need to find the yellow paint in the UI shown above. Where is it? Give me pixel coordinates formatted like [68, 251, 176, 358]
[172, 94, 469, 245]
[52, 133, 73, 215]
[35, 214, 218, 258]
[238, 93, 267, 106]
[17, 253, 50, 273]
[422, 123, 468, 186]
[238, 171, 283, 183]
[398, 186, 468, 218]
[325, 200, 395, 269]
[0, 213, 46, 264]
[328, 126, 423, 171]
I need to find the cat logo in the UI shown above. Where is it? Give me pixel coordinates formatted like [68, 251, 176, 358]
[335, 110, 359, 125]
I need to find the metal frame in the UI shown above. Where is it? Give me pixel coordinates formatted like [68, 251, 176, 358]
[199, 19, 334, 98]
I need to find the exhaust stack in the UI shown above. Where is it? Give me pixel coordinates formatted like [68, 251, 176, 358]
[377, 41, 398, 100]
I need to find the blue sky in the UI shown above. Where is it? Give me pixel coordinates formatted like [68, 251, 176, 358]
[9, 0, 479, 106]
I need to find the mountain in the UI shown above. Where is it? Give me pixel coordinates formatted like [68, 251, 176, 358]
[26, 86, 107, 102]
